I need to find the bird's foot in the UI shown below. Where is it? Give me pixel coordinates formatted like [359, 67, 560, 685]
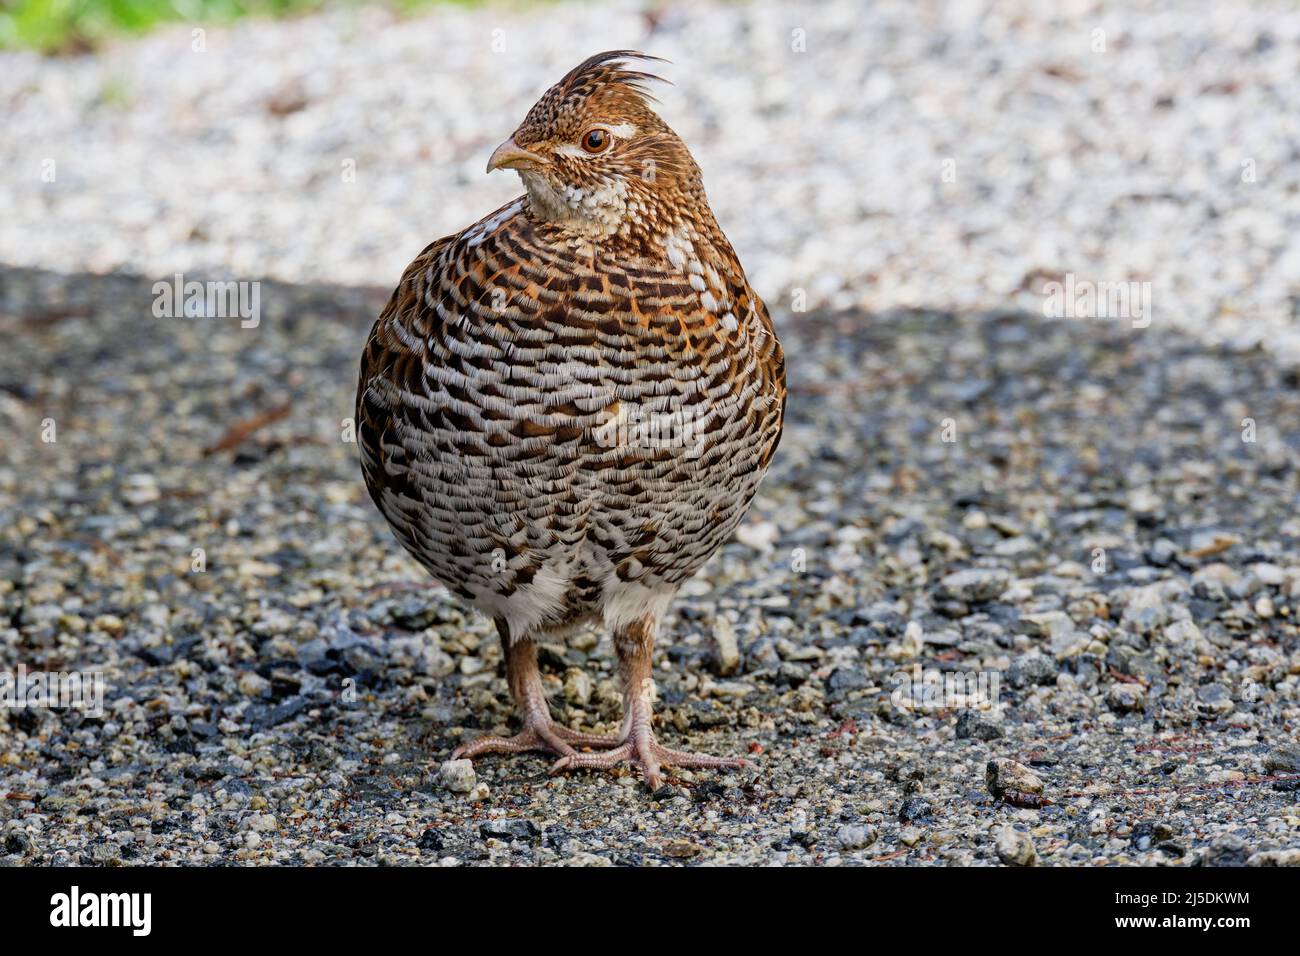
[451, 719, 620, 761]
[549, 729, 753, 791]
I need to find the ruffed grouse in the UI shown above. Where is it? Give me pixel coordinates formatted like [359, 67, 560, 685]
[357, 51, 785, 790]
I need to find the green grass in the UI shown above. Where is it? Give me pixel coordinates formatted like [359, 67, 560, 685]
[0, 0, 475, 54]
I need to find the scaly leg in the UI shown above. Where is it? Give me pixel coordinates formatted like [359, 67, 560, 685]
[452, 621, 619, 761]
[550, 615, 754, 790]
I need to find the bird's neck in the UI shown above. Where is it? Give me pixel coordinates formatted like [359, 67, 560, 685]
[520, 174, 628, 240]
[519, 172, 719, 256]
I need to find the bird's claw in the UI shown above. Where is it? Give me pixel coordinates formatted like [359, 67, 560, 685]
[451, 721, 621, 761]
[549, 735, 754, 791]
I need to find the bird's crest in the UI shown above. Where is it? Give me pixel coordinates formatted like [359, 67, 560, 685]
[519, 51, 671, 136]
[555, 50, 671, 107]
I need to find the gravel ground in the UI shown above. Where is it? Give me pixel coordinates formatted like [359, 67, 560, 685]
[1, 266, 1299, 866]
[1, 0, 1299, 866]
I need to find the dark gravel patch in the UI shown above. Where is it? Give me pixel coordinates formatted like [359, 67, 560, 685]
[1, 266, 1298, 866]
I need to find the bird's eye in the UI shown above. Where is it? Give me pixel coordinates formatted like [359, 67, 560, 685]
[581, 128, 611, 154]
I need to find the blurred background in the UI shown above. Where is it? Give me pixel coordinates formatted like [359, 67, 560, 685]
[3, 0, 1298, 358]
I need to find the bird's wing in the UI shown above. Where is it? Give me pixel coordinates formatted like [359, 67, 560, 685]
[355, 233, 455, 533]
[744, 286, 787, 471]
[706, 244, 787, 473]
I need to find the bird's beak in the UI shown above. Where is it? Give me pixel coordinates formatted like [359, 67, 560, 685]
[486, 137, 543, 174]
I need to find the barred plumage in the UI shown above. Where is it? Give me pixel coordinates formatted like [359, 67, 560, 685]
[357, 52, 785, 789]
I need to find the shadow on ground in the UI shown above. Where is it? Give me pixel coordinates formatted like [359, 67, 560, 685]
[1, 265, 1297, 866]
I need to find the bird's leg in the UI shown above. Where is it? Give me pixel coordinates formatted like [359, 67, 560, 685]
[550, 615, 754, 790]
[451, 623, 619, 761]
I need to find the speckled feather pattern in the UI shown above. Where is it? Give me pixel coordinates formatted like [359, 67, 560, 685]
[357, 53, 785, 642]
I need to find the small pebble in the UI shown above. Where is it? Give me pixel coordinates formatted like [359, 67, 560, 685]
[438, 759, 477, 794]
[995, 827, 1038, 866]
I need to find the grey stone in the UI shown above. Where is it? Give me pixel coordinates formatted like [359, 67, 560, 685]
[939, 569, 1010, 603]
[995, 826, 1037, 866]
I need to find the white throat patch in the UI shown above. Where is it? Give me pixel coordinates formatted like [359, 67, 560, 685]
[520, 171, 628, 237]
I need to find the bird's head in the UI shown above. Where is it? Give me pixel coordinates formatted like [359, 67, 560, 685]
[487, 51, 703, 240]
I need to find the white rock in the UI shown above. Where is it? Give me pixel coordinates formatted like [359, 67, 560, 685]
[712, 617, 741, 676]
[734, 521, 778, 552]
[836, 825, 878, 850]
[995, 826, 1038, 866]
[563, 667, 593, 706]
[438, 759, 477, 794]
